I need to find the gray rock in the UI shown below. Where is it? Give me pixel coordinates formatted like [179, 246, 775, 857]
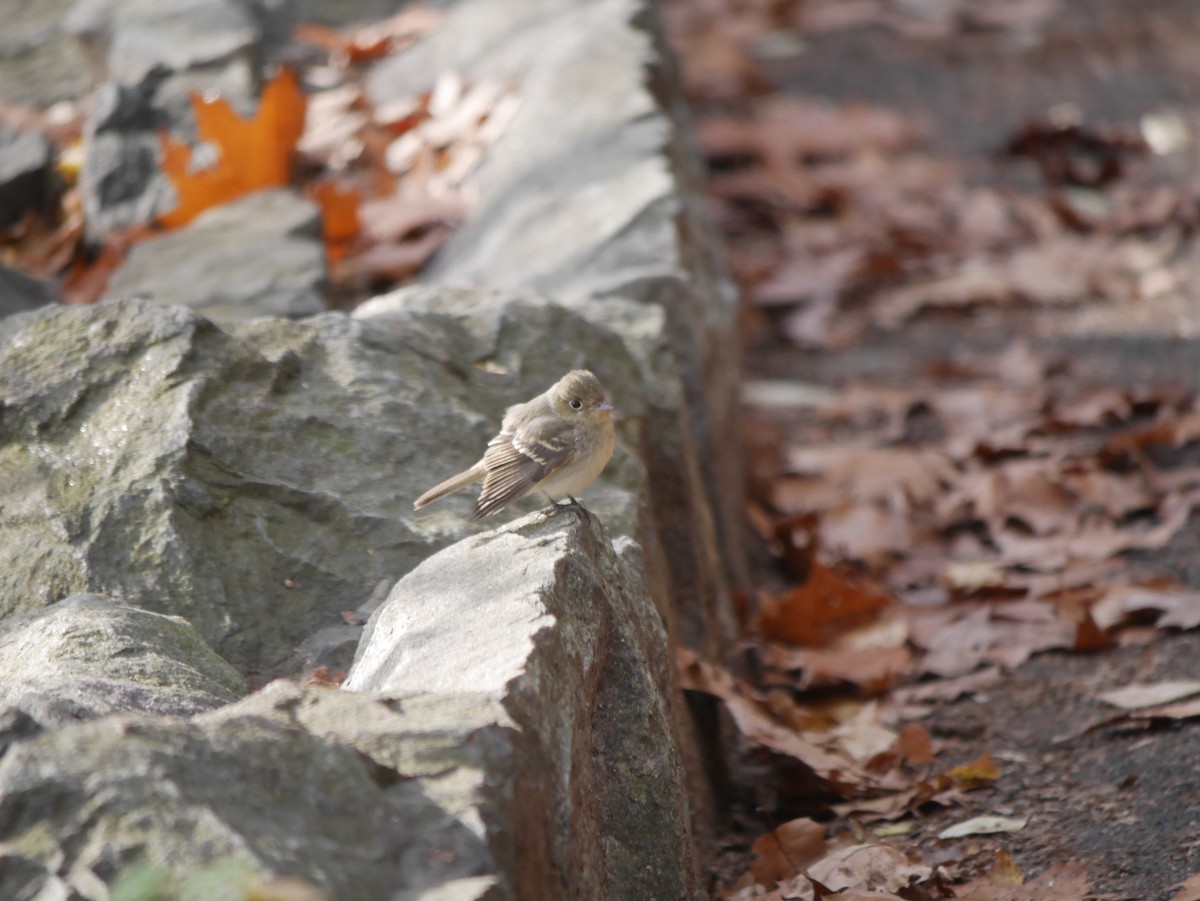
[0, 518, 688, 897]
[0, 593, 245, 725]
[0, 0, 90, 108]
[0, 264, 57, 318]
[0, 293, 644, 674]
[0, 124, 54, 231]
[0, 709, 462, 900]
[65, 0, 259, 87]
[78, 78, 179, 239]
[76, 64, 258, 241]
[105, 189, 331, 321]
[369, 0, 745, 659]
[344, 511, 701, 900]
[69, 0, 259, 240]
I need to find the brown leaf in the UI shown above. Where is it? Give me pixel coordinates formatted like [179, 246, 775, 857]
[1090, 583, 1200, 631]
[676, 648, 864, 784]
[947, 751, 1000, 791]
[760, 562, 892, 648]
[1170, 872, 1200, 901]
[159, 68, 307, 229]
[896, 723, 935, 766]
[892, 668, 1002, 706]
[807, 843, 931, 894]
[769, 646, 912, 694]
[955, 862, 1089, 900]
[742, 818, 829, 890]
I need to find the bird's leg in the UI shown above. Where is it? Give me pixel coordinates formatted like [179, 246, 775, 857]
[542, 493, 590, 522]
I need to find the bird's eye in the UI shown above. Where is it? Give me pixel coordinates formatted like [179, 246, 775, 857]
[569, 399, 583, 410]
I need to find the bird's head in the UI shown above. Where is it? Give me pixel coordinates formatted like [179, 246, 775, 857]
[550, 370, 615, 423]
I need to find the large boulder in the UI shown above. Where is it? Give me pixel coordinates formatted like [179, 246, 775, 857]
[0, 593, 245, 725]
[0, 264, 57, 319]
[0, 0, 89, 108]
[0, 514, 701, 900]
[0, 294, 644, 675]
[345, 511, 701, 899]
[0, 710, 442, 900]
[105, 189, 331, 321]
[369, 0, 744, 658]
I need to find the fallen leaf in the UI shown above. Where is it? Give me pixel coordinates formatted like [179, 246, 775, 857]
[808, 843, 931, 893]
[1171, 872, 1200, 901]
[892, 668, 1002, 706]
[308, 180, 361, 261]
[742, 818, 828, 890]
[760, 562, 892, 648]
[938, 815, 1028, 840]
[159, 68, 307, 229]
[947, 751, 1000, 790]
[955, 862, 1089, 901]
[986, 850, 1025, 885]
[896, 723, 935, 766]
[1096, 680, 1200, 710]
[766, 645, 912, 693]
[1131, 696, 1200, 722]
[1091, 583, 1200, 632]
[831, 702, 897, 762]
[676, 648, 864, 784]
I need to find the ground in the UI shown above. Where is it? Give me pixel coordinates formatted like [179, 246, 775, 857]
[666, 0, 1200, 897]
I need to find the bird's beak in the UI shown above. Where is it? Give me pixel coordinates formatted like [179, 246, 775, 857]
[597, 401, 615, 413]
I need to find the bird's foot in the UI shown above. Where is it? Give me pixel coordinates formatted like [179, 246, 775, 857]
[547, 495, 591, 523]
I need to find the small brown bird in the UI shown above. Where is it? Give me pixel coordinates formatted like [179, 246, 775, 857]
[414, 370, 617, 518]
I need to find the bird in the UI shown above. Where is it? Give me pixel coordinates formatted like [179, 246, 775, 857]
[414, 369, 616, 518]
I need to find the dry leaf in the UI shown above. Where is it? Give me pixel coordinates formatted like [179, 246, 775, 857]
[760, 562, 892, 648]
[808, 843, 931, 893]
[159, 68, 307, 229]
[1171, 873, 1200, 901]
[938, 814, 1028, 839]
[676, 648, 864, 784]
[740, 818, 828, 890]
[1096, 680, 1200, 710]
[947, 751, 1000, 790]
[955, 862, 1089, 900]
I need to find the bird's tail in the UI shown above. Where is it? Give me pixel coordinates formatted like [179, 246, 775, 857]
[413, 463, 487, 509]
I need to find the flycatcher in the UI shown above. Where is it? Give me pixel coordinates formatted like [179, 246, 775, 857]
[414, 369, 616, 518]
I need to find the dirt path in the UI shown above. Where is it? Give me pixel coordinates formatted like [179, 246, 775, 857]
[667, 1, 1200, 897]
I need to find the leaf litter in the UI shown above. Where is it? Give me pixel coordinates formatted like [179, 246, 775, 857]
[0, 4, 514, 308]
[667, 0, 1200, 896]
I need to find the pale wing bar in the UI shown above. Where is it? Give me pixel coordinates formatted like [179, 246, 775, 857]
[474, 426, 574, 517]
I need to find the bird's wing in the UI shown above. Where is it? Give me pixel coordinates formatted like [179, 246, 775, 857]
[475, 417, 575, 517]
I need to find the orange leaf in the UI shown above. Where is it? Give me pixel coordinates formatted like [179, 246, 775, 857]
[947, 750, 1000, 790]
[896, 723, 934, 766]
[309, 181, 361, 262]
[158, 68, 307, 229]
[760, 561, 892, 647]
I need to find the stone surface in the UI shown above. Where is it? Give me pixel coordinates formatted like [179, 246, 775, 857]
[0, 710, 434, 900]
[369, 0, 744, 659]
[0, 124, 54, 231]
[0, 264, 57, 318]
[68, 0, 260, 240]
[0, 514, 701, 899]
[65, 0, 259, 87]
[0, 293, 645, 674]
[0, 0, 90, 108]
[105, 189, 331, 321]
[77, 64, 257, 240]
[0, 593, 245, 725]
[0, 4, 743, 900]
[345, 511, 700, 900]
